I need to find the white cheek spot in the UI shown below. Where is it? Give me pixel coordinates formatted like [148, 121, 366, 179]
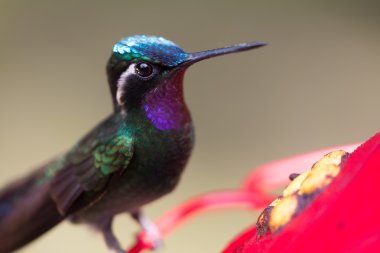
[116, 63, 136, 106]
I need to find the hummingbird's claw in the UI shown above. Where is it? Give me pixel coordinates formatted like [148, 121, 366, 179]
[131, 211, 164, 250]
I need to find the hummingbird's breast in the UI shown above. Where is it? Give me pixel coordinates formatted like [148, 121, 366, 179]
[131, 119, 195, 195]
[74, 94, 194, 222]
[127, 79, 195, 196]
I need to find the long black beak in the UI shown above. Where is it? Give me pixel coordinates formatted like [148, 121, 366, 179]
[181, 41, 266, 67]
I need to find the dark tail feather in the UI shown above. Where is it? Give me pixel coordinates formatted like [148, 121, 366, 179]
[0, 170, 64, 253]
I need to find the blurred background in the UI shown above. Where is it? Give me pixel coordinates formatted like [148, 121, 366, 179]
[0, 0, 379, 252]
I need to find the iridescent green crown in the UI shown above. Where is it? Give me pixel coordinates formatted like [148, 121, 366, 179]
[112, 35, 188, 67]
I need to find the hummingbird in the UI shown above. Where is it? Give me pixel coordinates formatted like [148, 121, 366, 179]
[0, 35, 265, 253]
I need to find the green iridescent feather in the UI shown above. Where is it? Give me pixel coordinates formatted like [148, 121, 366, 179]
[94, 135, 133, 176]
[46, 116, 134, 213]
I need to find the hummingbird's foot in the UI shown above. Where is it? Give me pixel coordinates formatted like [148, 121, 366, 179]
[96, 217, 124, 253]
[131, 211, 164, 250]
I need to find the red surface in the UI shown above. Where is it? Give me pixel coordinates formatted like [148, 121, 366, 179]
[224, 133, 380, 253]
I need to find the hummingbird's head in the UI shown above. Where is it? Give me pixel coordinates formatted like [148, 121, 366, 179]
[106, 35, 266, 113]
[107, 35, 188, 111]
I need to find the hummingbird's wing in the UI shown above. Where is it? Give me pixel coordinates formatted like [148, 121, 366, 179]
[49, 119, 134, 215]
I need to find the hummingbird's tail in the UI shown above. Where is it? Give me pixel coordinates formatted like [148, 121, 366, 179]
[0, 168, 64, 253]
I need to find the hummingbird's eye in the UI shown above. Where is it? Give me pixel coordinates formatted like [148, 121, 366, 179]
[135, 62, 153, 78]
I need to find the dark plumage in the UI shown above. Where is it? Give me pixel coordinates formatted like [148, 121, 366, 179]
[0, 35, 265, 253]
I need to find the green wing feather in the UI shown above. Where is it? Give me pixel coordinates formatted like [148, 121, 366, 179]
[94, 135, 133, 176]
[49, 116, 134, 215]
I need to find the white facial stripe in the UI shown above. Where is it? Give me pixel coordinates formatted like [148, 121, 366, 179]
[116, 63, 136, 106]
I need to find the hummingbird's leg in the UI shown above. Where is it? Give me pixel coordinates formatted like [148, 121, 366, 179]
[96, 217, 124, 253]
[131, 211, 163, 250]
